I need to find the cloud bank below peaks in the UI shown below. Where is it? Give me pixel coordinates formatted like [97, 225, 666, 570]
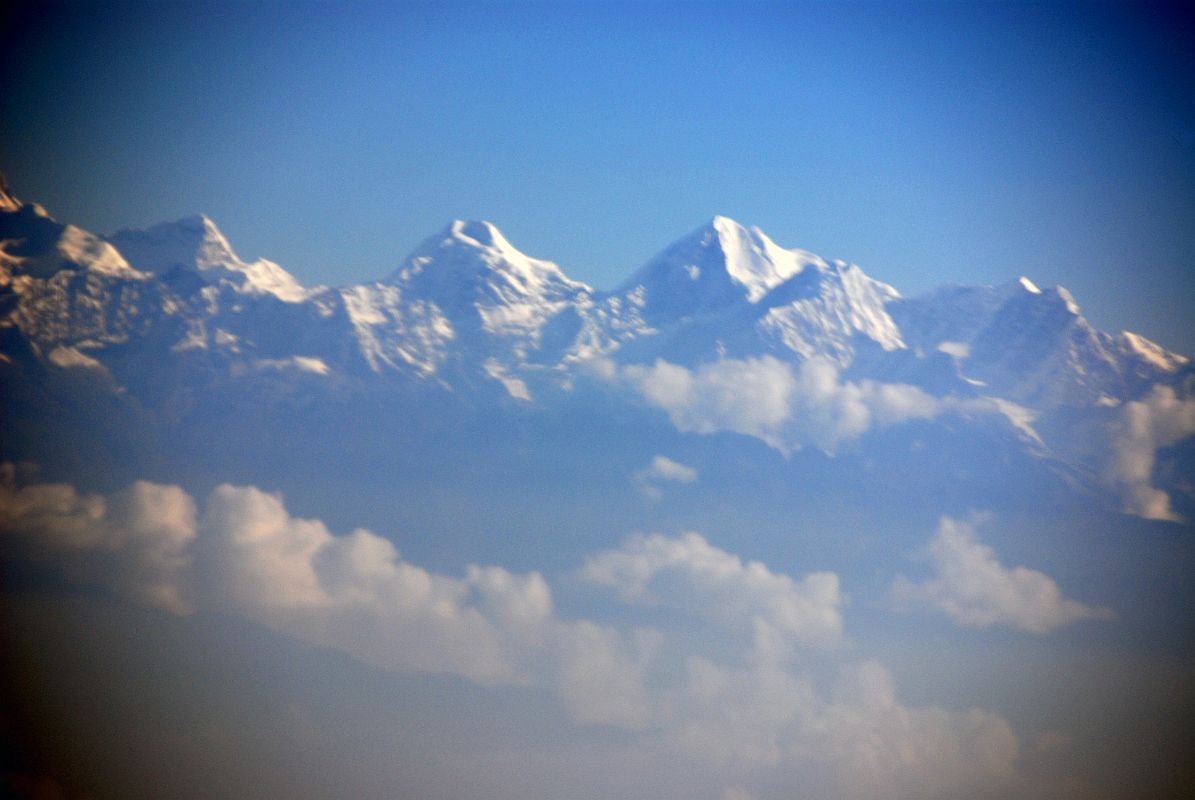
[0, 472, 1029, 798]
[1105, 385, 1195, 521]
[599, 355, 1036, 455]
[892, 515, 1114, 634]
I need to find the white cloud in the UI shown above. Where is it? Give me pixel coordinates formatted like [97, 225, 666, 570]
[554, 622, 661, 729]
[639, 455, 698, 484]
[0, 473, 196, 613]
[632, 455, 698, 499]
[0, 472, 649, 703]
[1, 473, 1025, 798]
[195, 483, 624, 687]
[581, 531, 843, 655]
[937, 341, 970, 359]
[660, 655, 819, 768]
[623, 356, 795, 450]
[1105, 384, 1195, 521]
[615, 356, 942, 454]
[605, 355, 1042, 456]
[892, 516, 1114, 633]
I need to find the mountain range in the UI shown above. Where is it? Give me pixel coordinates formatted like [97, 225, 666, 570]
[1, 180, 1192, 520]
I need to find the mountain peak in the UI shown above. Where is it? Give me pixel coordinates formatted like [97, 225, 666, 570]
[618, 218, 830, 322]
[109, 215, 236, 272]
[996, 276, 1079, 314]
[0, 173, 19, 213]
[175, 212, 221, 234]
[107, 215, 305, 302]
[0, 175, 50, 218]
[706, 214, 742, 233]
[389, 220, 587, 295]
[448, 219, 505, 249]
[709, 217, 814, 300]
[379, 219, 591, 345]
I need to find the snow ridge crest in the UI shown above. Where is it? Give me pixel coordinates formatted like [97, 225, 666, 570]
[107, 215, 306, 302]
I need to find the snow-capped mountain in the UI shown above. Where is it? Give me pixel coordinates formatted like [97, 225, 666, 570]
[380, 219, 595, 374]
[0, 182, 141, 282]
[388, 220, 590, 329]
[891, 276, 1190, 408]
[1, 183, 1191, 517]
[108, 215, 307, 302]
[1, 184, 1187, 401]
[610, 216, 905, 367]
[617, 215, 816, 317]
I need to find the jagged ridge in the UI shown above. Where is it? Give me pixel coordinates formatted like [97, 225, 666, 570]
[0, 186, 1188, 413]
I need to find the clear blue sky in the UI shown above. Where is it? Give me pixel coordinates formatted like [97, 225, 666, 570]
[2, 0, 1192, 352]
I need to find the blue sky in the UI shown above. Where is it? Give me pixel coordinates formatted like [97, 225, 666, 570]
[2, 0, 1193, 351]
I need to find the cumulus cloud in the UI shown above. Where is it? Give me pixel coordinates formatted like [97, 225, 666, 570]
[191, 483, 559, 684]
[632, 455, 698, 499]
[0, 470, 196, 613]
[1, 473, 1024, 798]
[602, 355, 1043, 456]
[581, 531, 843, 655]
[1105, 384, 1195, 521]
[553, 621, 661, 729]
[892, 516, 1114, 633]
[578, 533, 1018, 796]
[623, 356, 797, 450]
[577, 533, 1015, 796]
[613, 356, 944, 454]
[0, 473, 644, 696]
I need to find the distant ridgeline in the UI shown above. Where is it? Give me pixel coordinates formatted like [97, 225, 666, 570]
[1, 181, 1192, 520]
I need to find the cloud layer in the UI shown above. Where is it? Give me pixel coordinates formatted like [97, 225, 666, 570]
[0, 472, 196, 613]
[892, 516, 1114, 633]
[1, 474, 1027, 798]
[609, 355, 1030, 455]
[1, 474, 656, 717]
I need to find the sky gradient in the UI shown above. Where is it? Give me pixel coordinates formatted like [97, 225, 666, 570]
[2, 0, 1193, 351]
